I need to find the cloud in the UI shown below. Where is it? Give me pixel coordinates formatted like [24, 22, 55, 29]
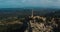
[0, 0, 60, 8]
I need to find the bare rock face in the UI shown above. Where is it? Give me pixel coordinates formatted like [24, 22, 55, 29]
[25, 18, 58, 32]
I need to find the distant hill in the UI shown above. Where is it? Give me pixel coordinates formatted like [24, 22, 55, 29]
[0, 8, 60, 17]
[46, 10, 60, 18]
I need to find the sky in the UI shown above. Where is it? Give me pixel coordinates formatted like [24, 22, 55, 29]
[0, 0, 60, 8]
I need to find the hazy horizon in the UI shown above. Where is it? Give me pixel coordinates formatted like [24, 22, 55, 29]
[0, 0, 60, 8]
